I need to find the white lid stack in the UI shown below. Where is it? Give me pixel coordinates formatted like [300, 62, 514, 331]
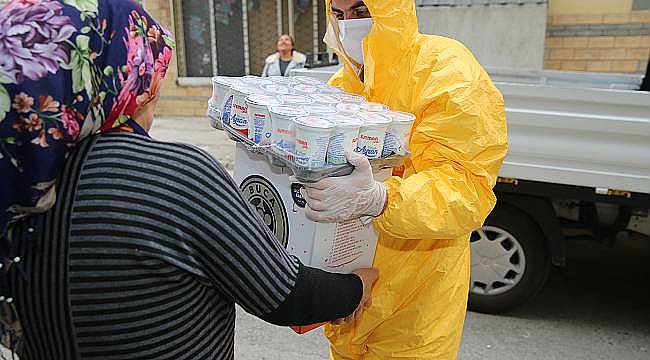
[209, 75, 415, 168]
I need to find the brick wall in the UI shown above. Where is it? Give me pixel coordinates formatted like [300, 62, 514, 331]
[545, 11, 650, 73]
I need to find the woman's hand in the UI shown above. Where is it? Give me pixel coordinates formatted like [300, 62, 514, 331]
[331, 268, 379, 325]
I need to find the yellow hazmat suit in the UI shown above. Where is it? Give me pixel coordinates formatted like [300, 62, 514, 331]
[322, 0, 509, 358]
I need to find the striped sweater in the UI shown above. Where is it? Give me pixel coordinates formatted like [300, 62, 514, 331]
[7, 132, 361, 360]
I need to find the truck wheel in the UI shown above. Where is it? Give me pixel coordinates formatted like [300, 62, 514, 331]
[468, 203, 550, 313]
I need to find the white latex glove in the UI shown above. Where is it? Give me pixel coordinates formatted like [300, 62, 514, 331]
[302, 152, 387, 223]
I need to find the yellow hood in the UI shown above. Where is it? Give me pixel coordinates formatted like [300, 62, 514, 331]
[324, 0, 420, 98]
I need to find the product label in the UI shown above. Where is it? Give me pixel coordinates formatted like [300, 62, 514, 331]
[356, 145, 380, 158]
[252, 112, 272, 145]
[325, 220, 366, 268]
[295, 134, 329, 168]
[382, 132, 398, 157]
[291, 183, 306, 208]
[231, 101, 248, 134]
[239, 175, 289, 248]
[221, 95, 234, 126]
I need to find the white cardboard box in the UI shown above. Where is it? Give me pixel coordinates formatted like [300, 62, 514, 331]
[233, 143, 385, 273]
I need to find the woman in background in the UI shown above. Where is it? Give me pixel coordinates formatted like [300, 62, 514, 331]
[0, 1, 376, 359]
[261, 34, 306, 77]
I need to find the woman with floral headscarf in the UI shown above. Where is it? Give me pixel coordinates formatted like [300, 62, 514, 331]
[0, 1, 376, 358]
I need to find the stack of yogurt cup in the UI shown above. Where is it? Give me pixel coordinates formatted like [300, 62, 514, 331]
[209, 75, 416, 169]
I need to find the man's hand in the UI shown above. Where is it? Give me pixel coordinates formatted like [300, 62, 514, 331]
[331, 268, 379, 325]
[302, 152, 387, 223]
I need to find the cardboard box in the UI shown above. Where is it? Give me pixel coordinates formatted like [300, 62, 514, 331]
[233, 143, 384, 274]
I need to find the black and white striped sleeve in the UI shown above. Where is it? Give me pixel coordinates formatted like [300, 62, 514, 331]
[83, 134, 362, 325]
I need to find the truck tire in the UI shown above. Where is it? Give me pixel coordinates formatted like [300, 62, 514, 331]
[468, 203, 550, 313]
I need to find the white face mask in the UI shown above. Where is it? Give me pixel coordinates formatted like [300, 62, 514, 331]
[338, 18, 373, 66]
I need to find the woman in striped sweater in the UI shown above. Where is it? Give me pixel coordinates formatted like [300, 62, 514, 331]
[0, 1, 377, 359]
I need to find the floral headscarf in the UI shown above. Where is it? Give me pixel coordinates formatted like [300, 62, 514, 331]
[0, 0, 174, 239]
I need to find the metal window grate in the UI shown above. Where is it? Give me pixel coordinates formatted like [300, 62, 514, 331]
[416, 0, 547, 6]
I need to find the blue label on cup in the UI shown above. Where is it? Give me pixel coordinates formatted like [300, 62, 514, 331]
[221, 95, 233, 126]
[232, 114, 247, 127]
[327, 133, 346, 165]
[357, 145, 379, 158]
[382, 132, 397, 157]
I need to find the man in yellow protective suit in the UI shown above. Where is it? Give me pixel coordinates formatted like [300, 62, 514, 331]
[301, 0, 509, 358]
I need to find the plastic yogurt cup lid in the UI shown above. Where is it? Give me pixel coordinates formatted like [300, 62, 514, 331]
[277, 94, 315, 105]
[293, 76, 323, 85]
[359, 102, 389, 113]
[317, 84, 343, 93]
[293, 116, 336, 129]
[336, 102, 361, 113]
[261, 83, 293, 94]
[359, 112, 392, 125]
[310, 93, 340, 104]
[246, 94, 282, 106]
[269, 76, 295, 85]
[233, 86, 259, 95]
[269, 105, 309, 117]
[213, 76, 242, 87]
[241, 75, 263, 82]
[292, 84, 319, 94]
[330, 114, 363, 127]
[335, 93, 366, 103]
[301, 105, 337, 115]
[387, 110, 416, 122]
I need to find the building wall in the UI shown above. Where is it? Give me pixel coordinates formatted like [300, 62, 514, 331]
[549, 0, 634, 14]
[545, 6, 650, 73]
[142, 0, 649, 117]
[417, 3, 548, 70]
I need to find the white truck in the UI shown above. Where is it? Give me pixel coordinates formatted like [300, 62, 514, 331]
[292, 65, 650, 313]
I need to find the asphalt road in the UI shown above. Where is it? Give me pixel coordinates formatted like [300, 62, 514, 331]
[234, 247, 649, 360]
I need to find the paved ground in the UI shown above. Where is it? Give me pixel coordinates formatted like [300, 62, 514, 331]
[4, 117, 647, 359]
[232, 242, 650, 360]
[150, 116, 236, 170]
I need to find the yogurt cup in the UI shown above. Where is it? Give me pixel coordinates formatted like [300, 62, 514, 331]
[292, 83, 319, 94]
[317, 84, 343, 94]
[230, 86, 258, 136]
[241, 75, 272, 86]
[382, 111, 416, 157]
[359, 102, 390, 113]
[268, 76, 295, 85]
[261, 83, 294, 96]
[301, 104, 337, 116]
[211, 76, 241, 127]
[207, 98, 221, 129]
[310, 93, 341, 106]
[293, 75, 324, 85]
[356, 112, 392, 159]
[277, 94, 315, 106]
[292, 116, 336, 169]
[269, 105, 309, 153]
[246, 95, 283, 145]
[211, 76, 240, 103]
[335, 93, 366, 103]
[327, 114, 363, 165]
[336, 102, 361, 114]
